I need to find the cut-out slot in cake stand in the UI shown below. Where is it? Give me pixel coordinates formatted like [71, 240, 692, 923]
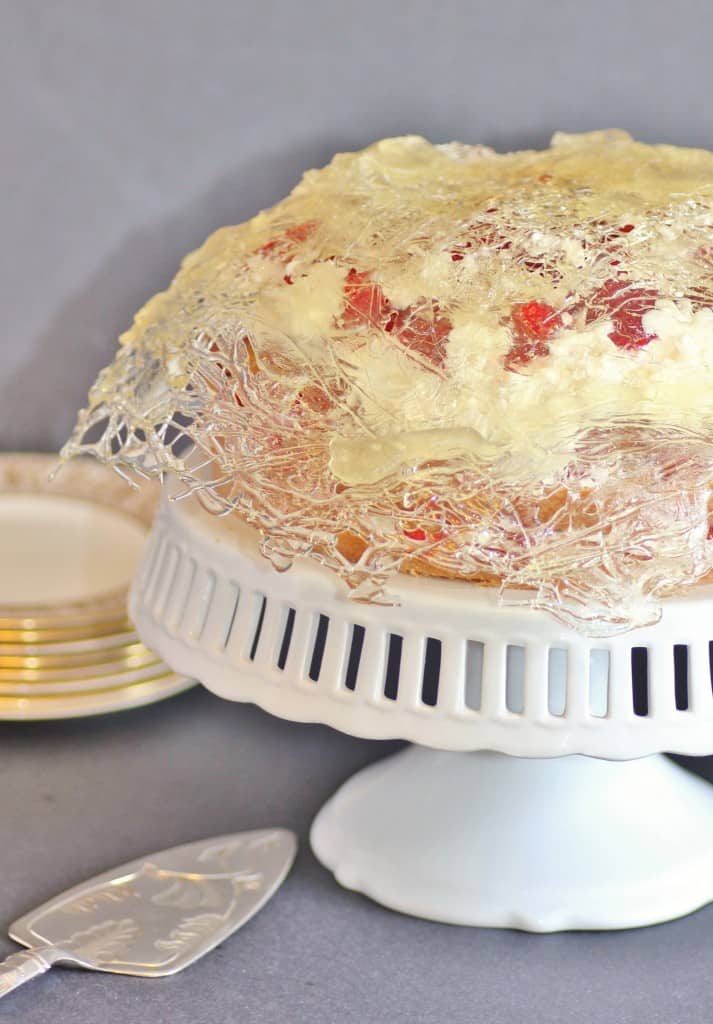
[129, 485, 713, 931]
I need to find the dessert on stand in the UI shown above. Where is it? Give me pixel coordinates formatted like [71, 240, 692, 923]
[64, 129, 713, 928]
[127, 482, 713, 931]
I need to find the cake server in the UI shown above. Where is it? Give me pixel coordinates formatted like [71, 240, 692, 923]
[0, 828, 297, 999]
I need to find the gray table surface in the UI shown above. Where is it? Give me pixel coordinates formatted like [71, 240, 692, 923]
[3, 1, 713, 1020]
[0, 691, 711, 1024]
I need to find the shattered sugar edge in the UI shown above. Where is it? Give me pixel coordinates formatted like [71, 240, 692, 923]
[62, 130, 713, 636]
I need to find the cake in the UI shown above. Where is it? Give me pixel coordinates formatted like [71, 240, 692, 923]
[64, 130, 713, 634]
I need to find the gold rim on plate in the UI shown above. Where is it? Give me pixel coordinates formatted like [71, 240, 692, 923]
[0, 620, 135, 645]
[0, 640, 156, 671]
[0, 662, 182, 696]
[0, 657, 164, 685]
[0, 609, 130, 632]
[0, 674, 195, 721]
[0, 629, 139, 657]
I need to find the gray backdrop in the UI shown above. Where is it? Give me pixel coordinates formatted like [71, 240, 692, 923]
[4, 0, 713, 451]
[2, 2, 713, 1022]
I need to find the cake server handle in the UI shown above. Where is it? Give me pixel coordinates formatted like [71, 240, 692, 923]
[0, 945, 61, 998]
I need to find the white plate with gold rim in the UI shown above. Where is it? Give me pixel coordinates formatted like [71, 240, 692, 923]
[0, 453, 158, 627]
[0, 454, 195, 718]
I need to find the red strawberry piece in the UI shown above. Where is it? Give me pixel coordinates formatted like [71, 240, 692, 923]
[386, 301, 451, 368]
[585, 280, 658, 349]
[403, 527, 446, 543]
[342, 268, 391, 327]
[590, 220, 636, 244]
[256, 238, 279, 258]
[341, 270, 453, 367]
[256, 220, 318, 261]
[298, 384, 333, 413]
[290, 385, 334, 423]
[505, 300, 562, 369]
[449, 239, 474, 261]
[404, 528, 427, 541]
[285, 221, 318, 244]
[512, 301, 561, 340]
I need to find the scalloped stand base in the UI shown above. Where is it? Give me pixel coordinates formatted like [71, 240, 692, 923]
[310, 747, 713, 931]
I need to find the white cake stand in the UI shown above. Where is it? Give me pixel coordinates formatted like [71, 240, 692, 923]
[129, 485, 713, 931]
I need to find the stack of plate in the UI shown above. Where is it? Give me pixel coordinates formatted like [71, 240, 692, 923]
[0, 454, 194, 720]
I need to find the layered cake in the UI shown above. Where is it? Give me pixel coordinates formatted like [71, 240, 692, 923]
[65, 130, 713, 633]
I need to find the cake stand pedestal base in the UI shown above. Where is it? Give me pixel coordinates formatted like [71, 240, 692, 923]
[311, 748, 713, 931]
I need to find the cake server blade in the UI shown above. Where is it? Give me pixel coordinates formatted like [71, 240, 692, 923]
[0, 828, 297, 998]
